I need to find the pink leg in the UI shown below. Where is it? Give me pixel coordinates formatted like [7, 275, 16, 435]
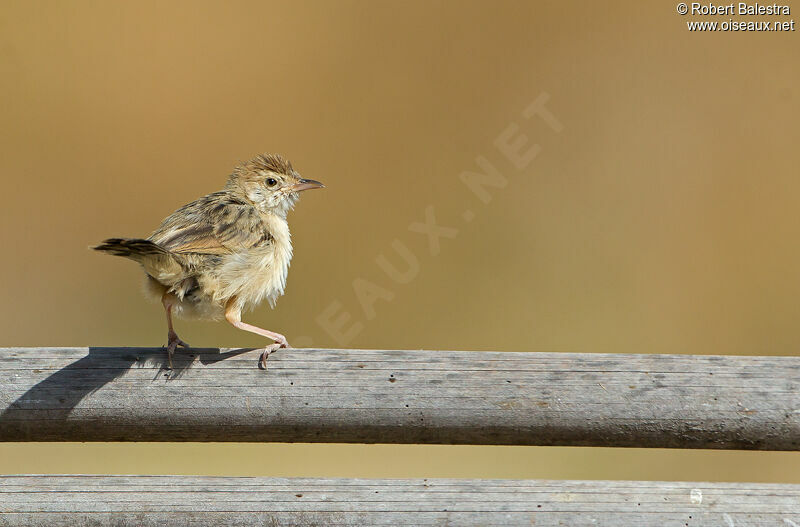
[162, 292, 190, 369]
[225, 299, 290, 368]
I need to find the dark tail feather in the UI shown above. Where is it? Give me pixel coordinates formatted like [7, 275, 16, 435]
[93, 238, 168, 259]
[94, 238, 185, 282]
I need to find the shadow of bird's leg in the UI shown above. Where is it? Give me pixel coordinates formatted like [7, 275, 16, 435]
[225, 297, 289, 368]
[162, 292, 190, 369]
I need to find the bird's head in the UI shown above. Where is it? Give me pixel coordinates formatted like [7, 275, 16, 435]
[227, 153, 324, 216]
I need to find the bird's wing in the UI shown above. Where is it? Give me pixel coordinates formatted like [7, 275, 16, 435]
[149, 193, 271, 255]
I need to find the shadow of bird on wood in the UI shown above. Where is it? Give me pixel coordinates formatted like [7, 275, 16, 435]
[0, 347, 254, 440]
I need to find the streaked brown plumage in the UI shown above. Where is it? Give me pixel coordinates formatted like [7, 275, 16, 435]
[94, 153, 323, 368]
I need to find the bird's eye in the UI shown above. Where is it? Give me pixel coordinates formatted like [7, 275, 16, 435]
[266, 178, 277, 187]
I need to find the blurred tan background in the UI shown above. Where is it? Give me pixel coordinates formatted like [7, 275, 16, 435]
[1, 0, 799, 482]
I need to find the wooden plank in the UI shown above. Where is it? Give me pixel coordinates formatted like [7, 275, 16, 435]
[1, 347, 798, 448]
[1, 475, 799, 526]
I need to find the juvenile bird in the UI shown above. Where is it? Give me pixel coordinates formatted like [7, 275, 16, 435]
[93, 154, 323, 368]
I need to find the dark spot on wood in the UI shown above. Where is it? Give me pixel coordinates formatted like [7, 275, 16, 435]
[295, 494, 303, 498]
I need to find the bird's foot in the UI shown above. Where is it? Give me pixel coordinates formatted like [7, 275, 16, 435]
[165, 331, 190, 369]
[259, 336, 290, 369]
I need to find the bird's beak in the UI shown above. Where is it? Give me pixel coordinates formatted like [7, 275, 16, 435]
[290, 178, 325, 192]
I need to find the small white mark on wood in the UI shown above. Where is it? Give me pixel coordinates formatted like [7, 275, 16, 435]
[723, 513, 735, 526]
[554, 492, 577, 502]
[784, 519, 800, 527]
[690, 488, 702, 504]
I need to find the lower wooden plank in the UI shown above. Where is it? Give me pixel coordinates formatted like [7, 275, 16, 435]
[1, 475, 799, 526]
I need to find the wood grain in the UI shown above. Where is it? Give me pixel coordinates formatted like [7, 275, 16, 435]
[1, 347, 798, 448]
[1, 475, 799, 526]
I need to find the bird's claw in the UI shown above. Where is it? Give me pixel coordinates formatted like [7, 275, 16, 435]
[259, 339, 289, 369]
[165, 332, 190, 370]
[168, 330, 190, 349]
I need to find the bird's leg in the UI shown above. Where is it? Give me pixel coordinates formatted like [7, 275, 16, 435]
[162, 292, 190, 369]
[225, 298, 290, 368]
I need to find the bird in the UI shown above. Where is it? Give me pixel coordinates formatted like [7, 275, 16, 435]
[93, 153, 323, 368]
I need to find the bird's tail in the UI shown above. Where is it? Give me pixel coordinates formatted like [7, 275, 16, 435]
[93, 238, 186, 284]
[93, 238, 169, 260]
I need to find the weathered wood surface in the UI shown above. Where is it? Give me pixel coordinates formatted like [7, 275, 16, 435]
[1, 347, 798, 448]
[1, 475, 799, 526]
